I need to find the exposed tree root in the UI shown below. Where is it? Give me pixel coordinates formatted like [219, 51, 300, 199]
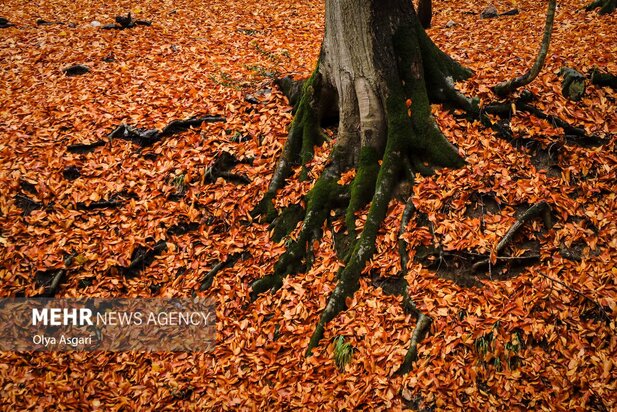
[482, 92, 606, 147]
[585, 0, 616, 14]
[14, 194, 44, 216]
[67, 140, 106, 154]
[109, 115, 225, 147]
[274, 76, 306, 109]
[62, 64, 90, 77]
[116, 240, 168, 277]
[396, 314, 432, 375]
[472, 201, 551, 271]
[590, 68, 617, 90]
[417, 0, 432, 29]
[166, 220, 200, 236]
[492, 0, 557, 97]
[62, 166, 81, 180]
[203, 151, 252, 185]
[101, 12, 152, 30]
[240, 0, 613, 373]
[559, 67, 586, 101]
[536, 270, 612, 325]
[0, 17, 15, 28]
[34, 252, 78, 297]
[395, 170, 436, 372]
[250, 166, 346, 300]
[472, 254, 540, 272]
[251, 72, 326, 223]
[307, 113, 405, 354]
[200, 252, 251, 291]
[76, 199, 123, 211]
[496, 201, 552, 253]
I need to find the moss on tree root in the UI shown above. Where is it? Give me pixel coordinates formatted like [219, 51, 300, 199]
[394, 24, 467, 169]
[250, 171, 345, 299]
[345, 147, 380, 232]
[251, 70, 324, 223]
[270, 204, 305, 243]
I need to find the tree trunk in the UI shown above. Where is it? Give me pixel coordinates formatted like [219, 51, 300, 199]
[251, 0, 475, 356]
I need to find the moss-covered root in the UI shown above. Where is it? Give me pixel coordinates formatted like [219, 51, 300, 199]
[345, 147, 380, 233]
[306, 99, 406, 355]
[397, 172, 421, 316]
[396, 313, 432, 375]
[393, 24, 466, 170]
[413, 19, 472, 83]
[250, 172, 343, 300]
[251, 71, 325, 223]
[405, 19, 479, 115]
[396, 186, 433, 375]
[586, 0, 616, 14]
[493, 0, 556, 97]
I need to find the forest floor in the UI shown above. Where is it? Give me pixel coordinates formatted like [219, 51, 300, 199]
[0, 0, 615, 410]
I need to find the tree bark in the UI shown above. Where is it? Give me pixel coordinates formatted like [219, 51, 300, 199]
[417, 0, 432, 29]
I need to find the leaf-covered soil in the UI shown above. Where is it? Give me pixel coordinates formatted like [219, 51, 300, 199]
[0, 0, 615, 410]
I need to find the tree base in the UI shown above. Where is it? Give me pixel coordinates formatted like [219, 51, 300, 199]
[249, 0, 476, 372]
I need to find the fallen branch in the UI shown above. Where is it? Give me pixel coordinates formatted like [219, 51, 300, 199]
[473, 202, 551, 271]
[34, 252, 77, 297]
[537, 271, 612, 325]
[118, 240, 168, 277]
[67, 140, 106, 153]
[492, 0, 557, 97]
[109, 115, 225, 147]
[200, 252, 250, 291]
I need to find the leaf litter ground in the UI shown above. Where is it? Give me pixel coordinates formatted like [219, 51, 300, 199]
[0, 0, 615, 410]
